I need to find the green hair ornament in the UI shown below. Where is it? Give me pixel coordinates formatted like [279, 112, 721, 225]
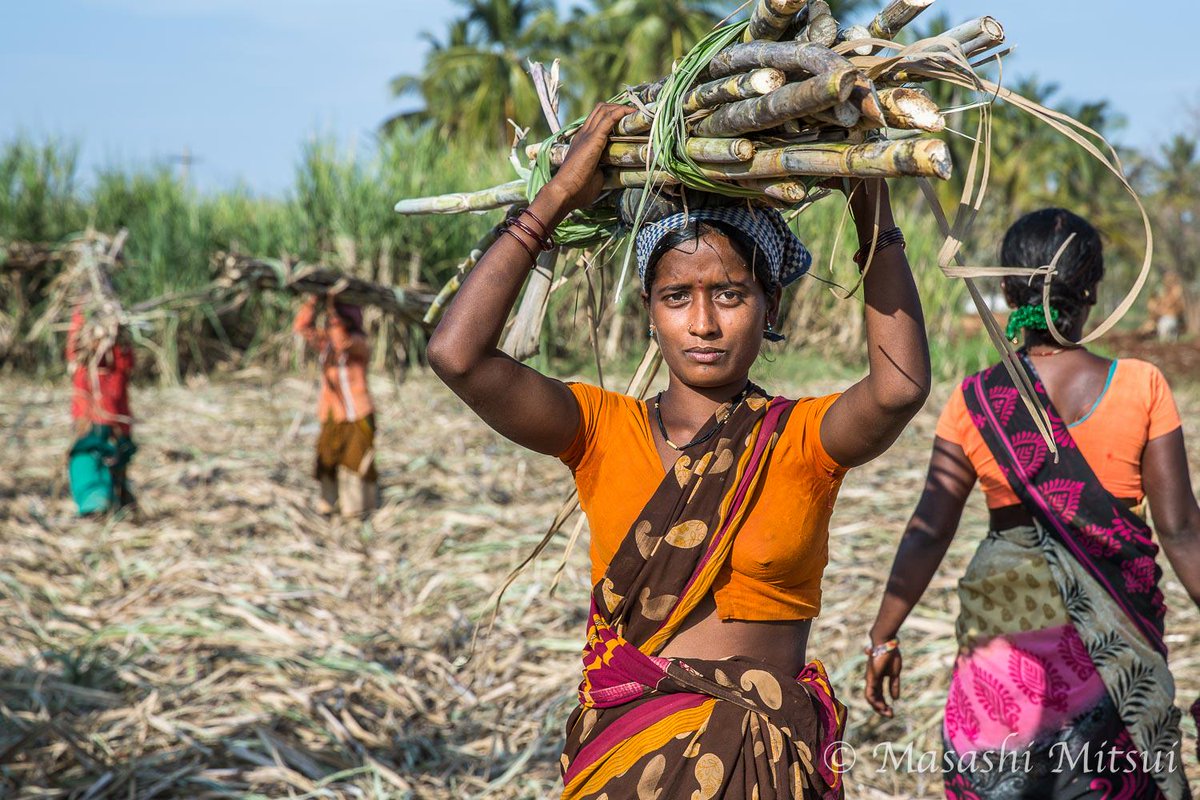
[1006, 304, 1059, 343]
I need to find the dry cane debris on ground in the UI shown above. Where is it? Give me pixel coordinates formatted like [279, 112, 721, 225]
[0, 365, 1197, 799]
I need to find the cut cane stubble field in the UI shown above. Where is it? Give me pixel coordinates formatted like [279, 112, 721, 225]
[1, 360, 1197, 798]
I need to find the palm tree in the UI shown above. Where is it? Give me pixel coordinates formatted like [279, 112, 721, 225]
[1146, 134, 1200, 282]
[388, 0, 560, 149]
[565, 0, 723, 110]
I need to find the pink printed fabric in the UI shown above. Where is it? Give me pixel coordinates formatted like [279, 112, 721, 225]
[944, 624, 1106, 755]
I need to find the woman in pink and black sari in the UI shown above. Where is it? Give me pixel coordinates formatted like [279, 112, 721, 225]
[427, 103, 932, 798]
[865, 208, 1200, 798]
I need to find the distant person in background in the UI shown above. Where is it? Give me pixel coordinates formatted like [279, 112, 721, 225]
[864, 209, 1200, 799]
[293, 288, 377, 518]
[1147, 270, 1187, 342]
[66, 306, 137, 515]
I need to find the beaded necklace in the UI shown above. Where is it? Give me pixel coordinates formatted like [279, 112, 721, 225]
[653, 383, 753, 451]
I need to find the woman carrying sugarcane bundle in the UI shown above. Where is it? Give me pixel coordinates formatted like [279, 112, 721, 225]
[864, 209, 1200, 798]
[66, 306, 137, 515]
[428, 103, 931, 798]
[293, 287, 378, 518]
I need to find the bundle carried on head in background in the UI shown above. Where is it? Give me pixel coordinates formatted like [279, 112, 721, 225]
[23, 231, 130, 361]
[394, 0, 1003, 233]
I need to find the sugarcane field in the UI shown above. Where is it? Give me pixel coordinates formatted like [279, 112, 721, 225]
[3, 1, 1200, 798]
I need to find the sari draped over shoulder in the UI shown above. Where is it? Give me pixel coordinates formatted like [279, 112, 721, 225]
[559, 389, 846, 800]
[947, 358, 1192, 799]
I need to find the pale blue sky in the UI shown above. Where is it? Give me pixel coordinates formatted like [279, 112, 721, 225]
[3, 0, 1195, 194]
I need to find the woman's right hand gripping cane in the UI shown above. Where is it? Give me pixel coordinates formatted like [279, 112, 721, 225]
[425, 103, 632, 456]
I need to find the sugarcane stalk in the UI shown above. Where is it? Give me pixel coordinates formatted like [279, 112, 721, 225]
[616, 105, 656, 136]
[547, 140, 950, 192]
[395, 180, 526, 215]
[691, 68, 855, 137]
[737, 178, 810, 202]
[628, 80, 664, 104]
[685, 69, 786, 113]
[868, 0, 936, 39]
[941, 16, 1003, 46]
[531, 137, 756, 167]
[501, 248, 558, 360]
[684, 137, 758, 163]
[545, 140, 650, 167]
[544, 139, 950, 183]
[835, 24, 873, 56]
[848, 75, 885, 127]
[961, 27, 1005, 58]
[567, 140, 950, 183]
[706, 40, 852, 79]
[876, 86, 944, 132]
[607, 170, 678, 188]
[1, 241, 58, 274]
[617, 69, 787, 136]
[923, 16, 1004, 55]
[794, 0, 838, 47]
[422, 226, 502, 325]
[809, 101, 861, 129]
[745, 0, 808, 42]
[683, 139, 952, 180]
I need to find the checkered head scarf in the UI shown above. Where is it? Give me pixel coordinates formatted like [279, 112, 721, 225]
[634, 205, 812, 293]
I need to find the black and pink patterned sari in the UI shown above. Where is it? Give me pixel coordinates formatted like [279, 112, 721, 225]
[944, 357, 1192, 799]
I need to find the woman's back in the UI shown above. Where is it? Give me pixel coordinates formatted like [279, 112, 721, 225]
[937, 354, 1181, 508]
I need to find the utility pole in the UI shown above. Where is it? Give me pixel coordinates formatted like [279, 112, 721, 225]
[169, 146, 200, 186]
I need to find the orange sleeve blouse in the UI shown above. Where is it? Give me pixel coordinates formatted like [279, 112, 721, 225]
[936, 358, 1182, 508]
[559, 382, 847, 621]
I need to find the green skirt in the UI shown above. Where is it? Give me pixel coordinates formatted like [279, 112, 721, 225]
[69, 425, 137, 515]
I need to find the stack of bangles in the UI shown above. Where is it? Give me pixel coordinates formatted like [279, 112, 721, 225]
[865, 637, 900, 659]
[852, 226, 906, 269]
[499, 208, 556, 262]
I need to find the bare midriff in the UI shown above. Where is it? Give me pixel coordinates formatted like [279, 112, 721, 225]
[658, 591, 812, 676]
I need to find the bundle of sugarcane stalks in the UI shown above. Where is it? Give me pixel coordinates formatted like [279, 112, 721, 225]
[23, 230, 130, 356]
[2, 234, 439, 376]
[211, 253, 437, 326]
[395, 0, 1007, 217]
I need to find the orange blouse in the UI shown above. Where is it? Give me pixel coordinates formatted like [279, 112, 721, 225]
[936, 358, 1182, 508]
[293, 299, 374, 423]
[558, 383, 847, 621]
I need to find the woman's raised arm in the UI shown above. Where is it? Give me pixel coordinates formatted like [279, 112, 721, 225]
[426, 103, 633, 456]
[820, 180, 931, 468]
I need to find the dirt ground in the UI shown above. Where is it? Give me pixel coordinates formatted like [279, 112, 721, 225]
[1, 353, 1197, 798]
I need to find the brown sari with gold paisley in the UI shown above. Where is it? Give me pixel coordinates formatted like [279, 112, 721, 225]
[558, 387, 846, 800]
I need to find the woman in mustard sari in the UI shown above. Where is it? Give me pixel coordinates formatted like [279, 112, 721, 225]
[429, 104, 931, 798]
[865, 209, 1200, 798]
